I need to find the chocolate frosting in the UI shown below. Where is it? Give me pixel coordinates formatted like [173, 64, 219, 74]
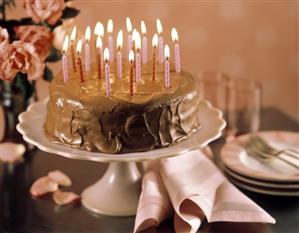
[44, 62, 201, 153]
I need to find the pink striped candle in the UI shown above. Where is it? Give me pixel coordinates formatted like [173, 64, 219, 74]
[164, 45, 171, 89]
[117, 51, 122, 79]
[135, 32, 141, 84]
[142, 36, 147, 64]
[62, 35, 69, 83]
[141, 21, 147, 64]
[117, 30, 123, 79]
[156, 19, 164, 64]
[158, 36, 164, 64]
[171, 28, 181, 73]
[84, 26, 91, 72]
[84, 43, 90, 72]
[104, 48, 111, 96]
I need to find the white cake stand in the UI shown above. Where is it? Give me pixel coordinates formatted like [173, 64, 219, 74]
[17, 99, 225, 216]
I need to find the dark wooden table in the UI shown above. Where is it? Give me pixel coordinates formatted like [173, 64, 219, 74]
[0, 107, 298, 233]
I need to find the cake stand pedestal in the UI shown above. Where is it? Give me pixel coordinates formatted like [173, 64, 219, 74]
[17, 99, 225, 216]
[82, 162, 141, 216]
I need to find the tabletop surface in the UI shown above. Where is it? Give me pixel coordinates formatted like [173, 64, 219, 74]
[0, 107, 299, 233]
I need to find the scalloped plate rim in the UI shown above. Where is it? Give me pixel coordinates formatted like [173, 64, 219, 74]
[17, 98, 226, 162]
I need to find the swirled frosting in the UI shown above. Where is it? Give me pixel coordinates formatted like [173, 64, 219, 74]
[44, 62, 201, 153]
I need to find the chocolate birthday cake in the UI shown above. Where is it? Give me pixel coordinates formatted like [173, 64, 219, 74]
[44, 63, 201, 153]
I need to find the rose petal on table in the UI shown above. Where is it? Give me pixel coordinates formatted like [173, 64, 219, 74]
[30, 176, 59, 197]
[53, 189, 80, 205]
[0, 142, 26, 163]
[48, 170, 72, 187]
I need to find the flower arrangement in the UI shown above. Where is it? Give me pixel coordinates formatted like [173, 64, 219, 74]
[0, 0, 79, 109]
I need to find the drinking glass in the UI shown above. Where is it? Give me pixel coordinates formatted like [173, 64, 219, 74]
[197, 71, 230, 113]
[226, 79, 262, 136]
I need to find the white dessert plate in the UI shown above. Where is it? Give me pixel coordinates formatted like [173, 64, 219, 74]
[17, 98, 226, 162]
[228, 175, 299, 197]
[221, 131, 299, 183]
[224, 167, 299, 189]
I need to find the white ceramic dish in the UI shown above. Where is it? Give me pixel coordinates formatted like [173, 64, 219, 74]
[224, 167, 299, 189]
[228, 176, 299, 197]
[221, 131, 299, 183]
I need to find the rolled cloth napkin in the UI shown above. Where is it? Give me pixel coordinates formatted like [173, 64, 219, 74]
[134, 149, 275, 233]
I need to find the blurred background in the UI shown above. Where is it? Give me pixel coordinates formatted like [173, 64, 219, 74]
[8, 0, 298, 120]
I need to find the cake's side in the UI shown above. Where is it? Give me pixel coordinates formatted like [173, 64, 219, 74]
[44, 64, 201, 153]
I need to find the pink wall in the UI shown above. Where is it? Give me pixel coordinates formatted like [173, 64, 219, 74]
[8, 1, 298, 120]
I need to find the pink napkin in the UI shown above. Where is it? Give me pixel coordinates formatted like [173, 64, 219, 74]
[134, 149, 275, 233]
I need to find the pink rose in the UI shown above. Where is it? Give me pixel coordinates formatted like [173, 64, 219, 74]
[0, 41, 45, 82]
[23, 0, 65, 26]
[15, 25, 53, 60]
[0, 27, 9, 51]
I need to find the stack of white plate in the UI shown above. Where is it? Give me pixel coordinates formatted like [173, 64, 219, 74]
[220, 131, 299, 196]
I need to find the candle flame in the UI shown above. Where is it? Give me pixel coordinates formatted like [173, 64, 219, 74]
[126, 17, 132, 32]
[117, 30, 123, 49]
[94, 21, 104, 37]
[96, 36, 102, 48]
[141, 20, 146, 34]
[104, 47, 110, 62]
[76, 39, 82, 54]
[152, 33, 158, 47]
[164, 44, 170, 59]
[132, 29, 137, 42]
[171, 28, 178, 42]
[85, 26, 91, 42]
[62, 35, 69, 53]
[107, 19, 113, 33]
[70, 26, 77, 41]
[135, 31, 141, 50]
[156, 19, 163, 34]
[129, 50, 134, 63]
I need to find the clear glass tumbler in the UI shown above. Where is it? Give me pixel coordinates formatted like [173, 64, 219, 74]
[197, 71, 230, 113]
[226, 79, 262, 136]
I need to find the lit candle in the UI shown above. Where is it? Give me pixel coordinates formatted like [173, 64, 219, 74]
[84, 26, 91, 72]
[96, 36, 103, 79]
[62, 35, 69, 83]
[156, 19, 164, 64]
[131, 28, 137, 53]
[135, 31, 141, 84]
[117, 30, 123, 79]
[76, 40, 84, 82]
[70, 26, 77, 72]
[94, 21, 104, 39]
[164, 44, 171, 89]
[104, 48, 111, 96]
[171, 28, 181, 73]
[129, 50, 134, 96]
[107, 19, 114, 61]
[94, 22, 104, 72]
[126, 17, 133, 57]
[94, 21, 104, 49]
[141, 20, 147, 64]
[152, 33, 158, 82]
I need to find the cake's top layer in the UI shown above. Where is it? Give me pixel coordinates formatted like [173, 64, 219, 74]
[52, 62, 195, 106]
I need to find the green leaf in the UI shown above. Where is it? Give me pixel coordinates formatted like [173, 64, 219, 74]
[13, 72, 34, 100]
[43, 66, 53, 82]
[46, 47, 62, 62]
[61, 7, 80, 19]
